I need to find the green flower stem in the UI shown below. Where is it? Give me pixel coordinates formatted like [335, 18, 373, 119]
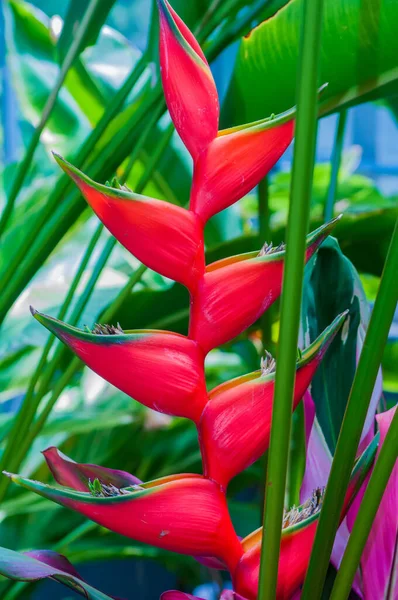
[330, 407, 398, 600]
[0, 0, 103, 238]
[302, 219, 398, 600]
[257, 0, 325, 598]
[324, 109, 347, 221]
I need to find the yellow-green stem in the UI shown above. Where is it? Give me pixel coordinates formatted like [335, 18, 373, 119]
[258, 0, 325, 597]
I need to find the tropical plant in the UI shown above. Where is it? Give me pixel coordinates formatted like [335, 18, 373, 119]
[0, 0, 397, 599]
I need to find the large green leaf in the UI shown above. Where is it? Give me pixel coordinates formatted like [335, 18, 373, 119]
[301, 237, 379, 453]
[223, 0, 398, 125]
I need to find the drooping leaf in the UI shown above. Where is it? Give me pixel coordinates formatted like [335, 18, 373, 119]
[0, 546, 115, 599]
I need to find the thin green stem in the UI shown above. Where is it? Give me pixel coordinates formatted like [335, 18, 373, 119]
[258, 0, 325, 598]
[324, 110, 347, 222]
[302, 219, 398, 599]
[0, 0, 102, 238]
[330, 408, 398, 600]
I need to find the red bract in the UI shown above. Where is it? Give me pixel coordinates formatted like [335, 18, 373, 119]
[189, 218, 340, 353]
[199, 312, 347, 489]
[190, 114, 295, 222]
[5, 471, 243, 574]
[157, 0, 219, 160]
[233, 436, 378, 600]
[54, 154, 205, 291]
[32, 309, 207, 423]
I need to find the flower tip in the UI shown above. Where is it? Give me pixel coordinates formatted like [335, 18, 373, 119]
[29, 305, 38, 317]
[42, 446, 57, 458]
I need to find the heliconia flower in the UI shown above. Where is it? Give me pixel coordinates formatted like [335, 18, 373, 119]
[5, 471, 243, 575]
[199, 312, 347, 489]
[31, 309, 207, 423]
[53, 154, 205, 291]
[233, 435, 378, 600]
[42, 446, 142, 492]
[189, 218, 341, 353]
[189, 112, 295, 223]
[0, 546, 114, 599]
[157, 0, 219, 160]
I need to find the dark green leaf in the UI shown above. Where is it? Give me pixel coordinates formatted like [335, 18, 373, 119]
[301, 237, 368, 453]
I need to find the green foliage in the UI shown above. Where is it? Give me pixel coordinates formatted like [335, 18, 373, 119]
[224, 0, 398, 125]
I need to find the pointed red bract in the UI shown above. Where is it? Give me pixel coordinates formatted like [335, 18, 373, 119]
[157, 0, 219, 159]
[54, 154, 205, 291]
[43, 447, 141, 492]
[190, 113, 294, 222]
[32, 310, 207, 423]
[7, 473, 243, 574]
[189, 219, 340, 353]
[199, 314, 347, 488]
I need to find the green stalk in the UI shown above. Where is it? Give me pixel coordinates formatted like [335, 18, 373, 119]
[257, 0, 325, 598]
[330, 408, 398, 600]
[302, 219, 398, 599]
[0, 0, 102, 238]
[324, 110, 347, 221]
